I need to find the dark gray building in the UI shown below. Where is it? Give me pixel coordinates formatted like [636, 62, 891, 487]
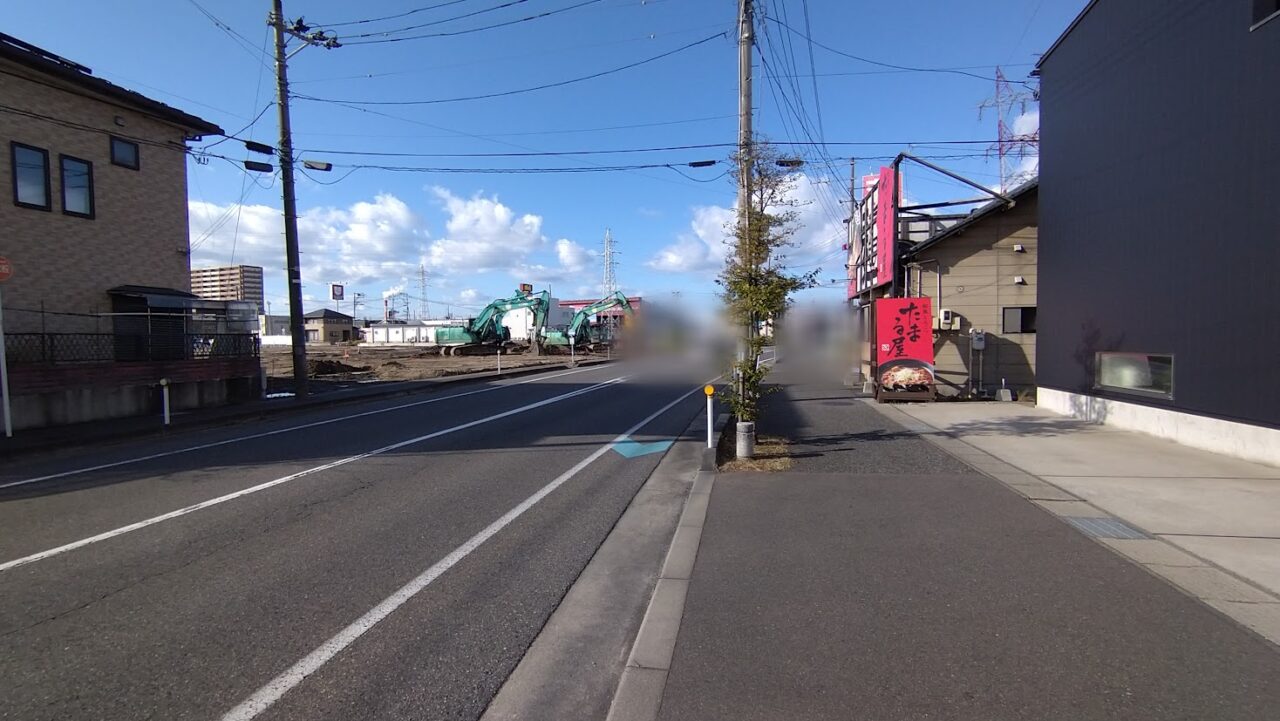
[1034, 0, 1280, 466]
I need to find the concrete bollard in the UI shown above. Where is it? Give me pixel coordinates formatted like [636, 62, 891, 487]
[736, 421, 755, 459]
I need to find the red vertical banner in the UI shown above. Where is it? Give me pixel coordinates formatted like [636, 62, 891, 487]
[874, 166, 897, 288]
[874, 297, 934, 390]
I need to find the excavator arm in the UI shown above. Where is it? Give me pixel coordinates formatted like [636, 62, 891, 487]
[544, 291, 632, 348]
[438, 289, 550, 348]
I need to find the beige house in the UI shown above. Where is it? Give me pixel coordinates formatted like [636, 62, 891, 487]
[901, 180, 1038, 399]
[304, 309, 356, 344]
[0, 33, 268, 431]
[0, 32, 221, 332]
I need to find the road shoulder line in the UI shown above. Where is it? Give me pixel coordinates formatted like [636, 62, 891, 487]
[221, 379, 718, 721]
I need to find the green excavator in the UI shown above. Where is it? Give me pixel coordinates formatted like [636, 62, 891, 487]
[543, 291, 633, 352]
[435, 289, 550, 355]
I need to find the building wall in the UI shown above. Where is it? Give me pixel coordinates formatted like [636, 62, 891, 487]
[1037, 0, 1280, 428]
[0, 60, 195, 332]
[909, 195, 1038, 398]
[305, 318, 355, 343]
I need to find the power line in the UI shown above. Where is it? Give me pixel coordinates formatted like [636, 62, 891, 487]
[185, 0, 273, 68]
[344, 0, 534, 39]
[754, 19, 849, 229]
[341, 0, 608, 45]
[314, 0, 474, 28]
[294, 113, 737, 139]
[765, 15, 1010, 84]
[293, 96, 736, 195]
[328, 161, 726, 174]
[798, 0, 824, 142]
[290, 139, 1007, 159]
[290, 23, 733, 85]
[201, 101, 275, 150]
[297, 32, 726, 105]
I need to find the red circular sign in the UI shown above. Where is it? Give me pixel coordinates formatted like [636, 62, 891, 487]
[0, 256, 11, 282]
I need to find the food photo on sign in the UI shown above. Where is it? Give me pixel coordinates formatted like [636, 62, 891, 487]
[874, 297, 936, 393]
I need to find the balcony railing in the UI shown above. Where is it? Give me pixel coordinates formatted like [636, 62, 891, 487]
[4, 333, 259, 364]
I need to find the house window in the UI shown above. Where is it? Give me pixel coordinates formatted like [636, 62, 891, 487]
[110, 136, 140, 170]
[1095, 352, 1174, 399]
[60, 155, 94, 218]
[1254, 0, 1280, 27]
[1002, 306, 1037, 333]
[306, 329, 319, 342]
[11, 142, 50, 210]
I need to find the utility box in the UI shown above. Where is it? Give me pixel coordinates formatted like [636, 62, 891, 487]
[933, 308, 961, 331]
[970, 330, 987, 351]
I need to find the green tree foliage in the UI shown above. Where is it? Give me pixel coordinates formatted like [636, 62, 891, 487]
[718, 142, 817, 422]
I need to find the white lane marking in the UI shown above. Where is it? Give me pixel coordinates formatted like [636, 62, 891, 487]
[219, 377, 715, 721]
[0, 375, 632, 573]
[0, 365, 605, 491]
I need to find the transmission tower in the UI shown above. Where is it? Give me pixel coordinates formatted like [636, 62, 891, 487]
[602, 228, 618, 295]
[978, 67, 1040, 192]
[418, 264, 429, 319]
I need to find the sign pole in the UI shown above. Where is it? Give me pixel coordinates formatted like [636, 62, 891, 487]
[0, 286, 11, 438]
[160, 378, 171, 427]
[704, 384, 715, 448]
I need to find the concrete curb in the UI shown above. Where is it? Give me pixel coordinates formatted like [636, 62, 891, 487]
[867, 400, 1280, 649]
[0, 359, 613, 459]
[480, 390, 724, 721]
[699, 413, 731, 472]
[606, 413, 727, 721]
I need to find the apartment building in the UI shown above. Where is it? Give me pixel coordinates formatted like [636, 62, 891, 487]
[191, 264, 265, 310]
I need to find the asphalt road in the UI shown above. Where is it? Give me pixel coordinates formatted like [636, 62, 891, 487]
[0, 357, 714, 721]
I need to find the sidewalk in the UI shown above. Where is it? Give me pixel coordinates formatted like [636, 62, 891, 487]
[884, 400, 1280, 630]
[620, 366, 1280, 721]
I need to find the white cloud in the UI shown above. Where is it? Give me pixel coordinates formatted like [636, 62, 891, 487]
[646, 174, 846, 278]
[1012, 109, 1039, 137]
[555, 238, 594, 272]
[459, 288, 480, 302]
[191, 188, 598, 312]
[189, 193, 429, 289]
[425, 187, 544, 272]
[646, 205, 733, 274]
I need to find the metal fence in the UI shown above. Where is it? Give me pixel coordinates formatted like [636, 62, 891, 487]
[4, 333, 259, 364]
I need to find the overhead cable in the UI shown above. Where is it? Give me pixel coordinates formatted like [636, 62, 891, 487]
[298, 32, 727, 104]
[342, 0, 608, 44]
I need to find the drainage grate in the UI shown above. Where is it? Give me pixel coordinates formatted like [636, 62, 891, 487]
[1066, 517, 1148, 540]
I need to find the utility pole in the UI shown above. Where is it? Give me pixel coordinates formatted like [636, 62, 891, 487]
[736, 0, 754, 400]
[267, 0, 339, 398]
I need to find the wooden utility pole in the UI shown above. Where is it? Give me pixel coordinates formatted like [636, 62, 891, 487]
[736, 0, 754, 400]
[267, 1, 339, 398]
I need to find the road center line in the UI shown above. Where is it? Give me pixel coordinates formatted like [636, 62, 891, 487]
[0, 365, 604, 491]
[219, 378, 715, 721]
[0, 374, 632, 573]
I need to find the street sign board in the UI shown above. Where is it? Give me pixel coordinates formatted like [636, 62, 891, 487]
[330, 283, 344, 301]
[0, 256, 11, 282]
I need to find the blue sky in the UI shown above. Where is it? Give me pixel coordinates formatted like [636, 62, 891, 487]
[6, 0, 1085, 318]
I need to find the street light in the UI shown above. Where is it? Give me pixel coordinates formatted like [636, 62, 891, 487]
[776, 158, 805, 169]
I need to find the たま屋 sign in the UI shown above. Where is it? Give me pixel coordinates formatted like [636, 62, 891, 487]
[874, 297, 935, 392]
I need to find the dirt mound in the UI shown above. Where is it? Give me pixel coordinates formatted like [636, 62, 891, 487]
[308, 359, 371, 376]
[381, 360, 405, 369]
